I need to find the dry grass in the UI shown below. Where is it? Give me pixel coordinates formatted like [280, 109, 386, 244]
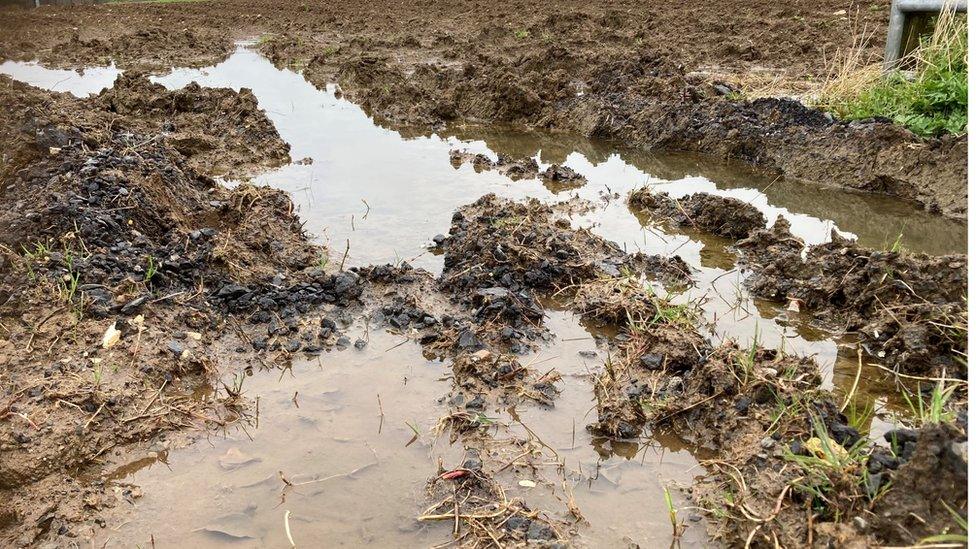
[814, 14, 882, 108]
[570, 274, 701, 330]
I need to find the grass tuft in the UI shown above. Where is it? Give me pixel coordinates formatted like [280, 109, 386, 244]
[817, 7, 967, 137]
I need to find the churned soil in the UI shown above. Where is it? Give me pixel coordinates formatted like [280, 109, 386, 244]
[0, 0, 970, 546]
[94, 72, 291, 178]
[437, 194, 691, 344]
[628, 185, 967, 380]
[629, 187, 767, 239]
[0, 0, 967, 218]
[736, 215, 968, 379]
[0, 74, 362, 545]
[433, 194, 968, 547]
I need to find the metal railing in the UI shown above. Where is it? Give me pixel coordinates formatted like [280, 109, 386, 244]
[883, 0, 968, 70]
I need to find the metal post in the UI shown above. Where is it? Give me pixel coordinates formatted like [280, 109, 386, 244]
[884, 0, 968, 71]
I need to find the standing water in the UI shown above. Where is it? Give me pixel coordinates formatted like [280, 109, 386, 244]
[0, 43, 966, 547]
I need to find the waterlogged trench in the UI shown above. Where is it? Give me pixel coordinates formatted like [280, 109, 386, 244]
[1, 44, 966, 546]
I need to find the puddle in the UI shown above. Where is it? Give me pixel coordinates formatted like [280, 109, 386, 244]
[1, 43, 966, 546]
[87, 318, 709, 548]
[96, 331, 461, 547]
[0, 60, 120, 96]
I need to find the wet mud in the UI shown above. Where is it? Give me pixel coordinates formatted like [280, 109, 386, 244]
[0, 0, 967, 217]
[630, 187, 766, 240]
[0, 5, 969, 547]
[0, 73, 347, 545]
[737, 216, 967, 379]
[450, 148, 587, 188]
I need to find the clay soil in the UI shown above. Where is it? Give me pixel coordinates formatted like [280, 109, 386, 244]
[0, 0, 969, 547]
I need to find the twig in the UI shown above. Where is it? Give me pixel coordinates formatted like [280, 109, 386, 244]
[284, 510, 296, 547]
[840, 347, 863, 412]
[338, 239, 350, 271]
[83, 402, 106, 431]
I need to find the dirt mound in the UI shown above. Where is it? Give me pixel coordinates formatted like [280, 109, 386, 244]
[0, 74, 354, 545]
[868, 421, 968, 544]
[629, 188, 766, 239]
[736, 216, 968, 377]
[93, 72, 290, 178]
[438, 194, 691, 344]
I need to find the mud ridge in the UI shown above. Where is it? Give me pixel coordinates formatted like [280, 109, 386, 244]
[736, 215, 967, 378]
[0, 1, 965, 216]
[629, 187, 766, 239]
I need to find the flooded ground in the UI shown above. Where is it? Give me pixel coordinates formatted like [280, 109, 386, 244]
[0, 43, 966, 546]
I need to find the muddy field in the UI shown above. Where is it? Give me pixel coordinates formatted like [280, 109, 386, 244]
[0, 0, 969, 547]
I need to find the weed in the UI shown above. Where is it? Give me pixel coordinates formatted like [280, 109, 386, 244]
[144, 255, 159, 284]
[730, 326, 760, 387]
[663, 486, 684, 538]
[224, 371, 247, 398]
[469, 412, 497, 426]
[58, 271, 80, 305]
[649, 295, 695, 327]
[888, 232, 904, 253]
[21, 240, 51, 261]
[514, 29, 529, 40]
[783, 415, 873, 515]
[842, 397, 875, 434]
[901, 375, 958, 425]
[92, 364, 104, 387]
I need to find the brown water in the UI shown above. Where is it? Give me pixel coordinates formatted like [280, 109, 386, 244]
[1, 43, 966, 547]
[86, 318, 710, 548]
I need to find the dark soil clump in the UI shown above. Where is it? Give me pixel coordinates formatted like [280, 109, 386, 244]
[449, 149, 538, 181]
[868, 421, 968, 544]
[736, 216, 967, 378]
[438, 194, 691, 344]
[630, 187, 766, 239]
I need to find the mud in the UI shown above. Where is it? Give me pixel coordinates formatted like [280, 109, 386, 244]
[320, 45, 966, 219]
[0, 73, 349, 545]
[449, 149, 540, 181]
[438, 194, 691, 345]
[630, 187, 766, 239]
[0, 3, 969, 547]
[0, 0, 967, 218]
[577, 270, 967, 546]
[94, 72, 291, 178]
[736, 216, 967, 378]
[450, 148, 587, 188]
